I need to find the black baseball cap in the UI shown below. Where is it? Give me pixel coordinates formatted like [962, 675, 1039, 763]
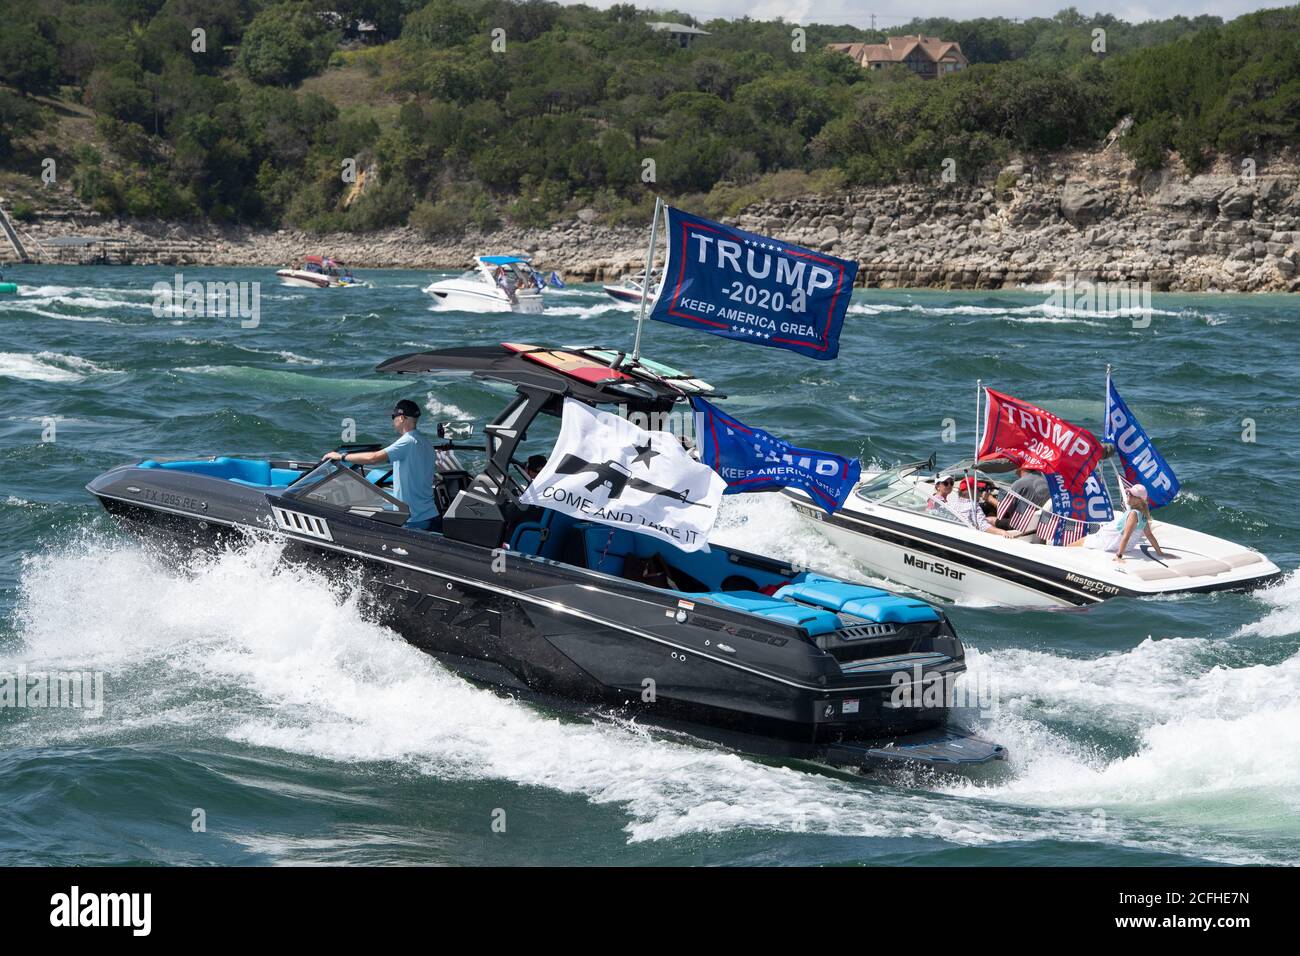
[391, 399, 422, 419]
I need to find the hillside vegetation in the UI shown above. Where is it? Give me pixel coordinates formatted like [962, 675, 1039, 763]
[2, 2, 1298, 234]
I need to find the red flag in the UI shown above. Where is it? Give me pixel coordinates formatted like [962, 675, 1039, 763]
[978, 388, 1103, 494]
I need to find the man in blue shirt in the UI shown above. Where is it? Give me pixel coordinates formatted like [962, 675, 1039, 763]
[323, 399, 440, 530]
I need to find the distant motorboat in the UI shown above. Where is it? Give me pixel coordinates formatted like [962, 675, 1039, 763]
[601, 269, 661, 306]
[424, 255, 545, 314]
[276, 256, 362, 288]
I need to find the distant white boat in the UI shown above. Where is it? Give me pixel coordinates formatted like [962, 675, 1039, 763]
[602, 269, 661, 305]
[275, 256, 363, 288]
[424, 255, 545, 314]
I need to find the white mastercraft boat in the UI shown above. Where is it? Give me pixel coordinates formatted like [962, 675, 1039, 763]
[424, 255, 545, 314]
[785, 459, 1282, 607]
[275, 255, 362, 288]
[601, 269, 661, 306]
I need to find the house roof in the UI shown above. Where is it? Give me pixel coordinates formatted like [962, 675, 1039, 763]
[647, 21, 710, 36]
[828, 35, 966, 66]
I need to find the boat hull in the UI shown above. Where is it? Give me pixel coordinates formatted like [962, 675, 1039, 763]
[276, 270, 328, 288]
[602, 285, 645, 304]
[787, 489, 1283, 608]
[86, 463, 1000, 769]
[426, 283, 544, 314]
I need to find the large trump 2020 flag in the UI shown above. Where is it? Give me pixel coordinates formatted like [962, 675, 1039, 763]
[978, 388, 1104, 495]
[519, 398, 726, 552]
[648, 207, 858, 361]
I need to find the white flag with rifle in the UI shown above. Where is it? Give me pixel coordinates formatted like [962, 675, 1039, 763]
[519, 398, 726, 552]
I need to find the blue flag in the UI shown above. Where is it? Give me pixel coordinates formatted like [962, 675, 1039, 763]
[691, 398, 861, 513]
[548, 271, 565, 288]
[1045, 470, 1114, 543]
[649, 207, 857, 361]
[1104, 380, 1180, 507]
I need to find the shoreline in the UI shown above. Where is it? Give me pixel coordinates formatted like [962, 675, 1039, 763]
[15, 152, 1300, 294]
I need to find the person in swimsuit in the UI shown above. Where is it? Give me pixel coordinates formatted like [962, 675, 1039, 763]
[1070, 483, 1168, 561]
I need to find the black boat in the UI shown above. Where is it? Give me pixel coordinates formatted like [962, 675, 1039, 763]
[86, 344, 1004, 771]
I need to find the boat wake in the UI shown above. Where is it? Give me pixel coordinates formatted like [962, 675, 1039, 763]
[1236, 568, 1300, 639]
[845, 300, 1189, 323]
[4, 530, 1295, 864]
[0, 351, 118, 383]
[953, 641, 1300, 845]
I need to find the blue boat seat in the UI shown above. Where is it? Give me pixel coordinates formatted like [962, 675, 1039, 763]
[702, 591, 840, 636]
[138, 457, 298, 490]
[841, 595, 940, 624]
[582, 525, 636, 575]
[509, 507, 581, 559]
[775, 577, 888, 611]
[777, 573, 940, 625]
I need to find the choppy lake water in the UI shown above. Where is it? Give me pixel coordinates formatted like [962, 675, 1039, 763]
[1, 265, 1296, 865]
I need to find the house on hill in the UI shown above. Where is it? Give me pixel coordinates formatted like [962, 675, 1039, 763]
[827, 35, 968, 78]
[648, 21, 711, 48]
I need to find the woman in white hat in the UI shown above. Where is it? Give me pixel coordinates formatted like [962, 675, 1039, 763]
[1069, 483, 1168, 561]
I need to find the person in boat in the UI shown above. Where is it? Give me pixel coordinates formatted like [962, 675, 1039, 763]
[494, 266, 518, 304]
[948, 477, 1013, 536]
[996, 464, 1050, 530]
[322, 399, 440, 531]
[524, 454, 547, 480]
[927, 474, 956, 510]
[1068, 483, 1168, 561]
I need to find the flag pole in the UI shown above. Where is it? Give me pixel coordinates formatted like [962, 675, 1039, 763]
[968, 379, 981, 518]
[1105, 363, 1127, 508]
[631, 196, 663, 364]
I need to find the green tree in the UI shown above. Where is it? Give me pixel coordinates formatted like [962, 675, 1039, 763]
[0, 22, 61, 95]
[237, 2, 337, 86]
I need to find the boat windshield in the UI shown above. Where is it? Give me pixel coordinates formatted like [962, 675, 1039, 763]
[282, 461, 409, 523]
[855, 469, 935, 512]
[855, 466, 1003, 526]
[480, 261, 537, 289]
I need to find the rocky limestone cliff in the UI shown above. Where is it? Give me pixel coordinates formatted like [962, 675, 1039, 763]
[17, 150, 1300, 293]
[732, 152, 1300, 292]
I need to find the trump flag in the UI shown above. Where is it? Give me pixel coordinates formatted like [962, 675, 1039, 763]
[648, 206, 857, 361]
[978, 388, 1104, 494]
[1105, 380, 1180, 508]
[691, 397, 861, 513]
[1044, 470, 1114, 544]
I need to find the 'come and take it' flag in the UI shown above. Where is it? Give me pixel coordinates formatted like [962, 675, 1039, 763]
[519, 398, 725, 552]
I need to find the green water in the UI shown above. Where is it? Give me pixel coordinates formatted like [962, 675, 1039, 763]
[0, 265, 1296, 865]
